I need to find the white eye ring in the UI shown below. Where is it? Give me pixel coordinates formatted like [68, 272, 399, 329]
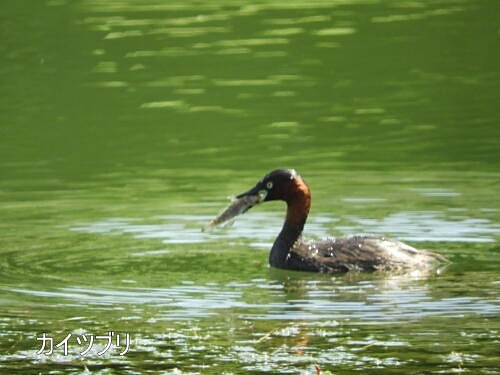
[266, 181, 273, 189]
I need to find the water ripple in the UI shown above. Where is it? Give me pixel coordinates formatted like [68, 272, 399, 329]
[68, 210, 500, 245]
[9, 275, 499, 323]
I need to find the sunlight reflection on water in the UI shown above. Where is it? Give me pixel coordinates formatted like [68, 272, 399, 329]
[10, 273, 500, 322]
[68, 211, 500, 245]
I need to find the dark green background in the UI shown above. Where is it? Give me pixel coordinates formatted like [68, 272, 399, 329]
[1, 0, 498, 373]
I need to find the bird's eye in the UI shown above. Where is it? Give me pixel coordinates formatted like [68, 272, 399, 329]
[266, 181, 273, 189]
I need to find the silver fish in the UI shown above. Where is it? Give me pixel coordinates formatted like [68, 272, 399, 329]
[204, 194, 259, 231]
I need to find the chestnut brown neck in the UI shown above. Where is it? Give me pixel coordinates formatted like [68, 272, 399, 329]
[269, 178, 311, 268]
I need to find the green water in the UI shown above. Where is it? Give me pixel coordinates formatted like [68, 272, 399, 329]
[1, 0, 499, 374]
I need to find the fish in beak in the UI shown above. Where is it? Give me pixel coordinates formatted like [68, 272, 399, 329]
[204, 185, 267, 230]
[204, 169, 300, 231]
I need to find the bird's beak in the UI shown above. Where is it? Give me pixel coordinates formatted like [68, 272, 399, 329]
[236, 185, 267, 203]
[204, 185, 267, 230]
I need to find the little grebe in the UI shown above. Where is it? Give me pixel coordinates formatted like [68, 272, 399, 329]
[207, 169, 446, 273]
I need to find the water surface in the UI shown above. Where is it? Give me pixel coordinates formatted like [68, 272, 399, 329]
[1, 0, 499, 374]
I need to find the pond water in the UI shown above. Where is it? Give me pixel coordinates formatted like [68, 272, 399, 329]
[1, 0, 499, 374]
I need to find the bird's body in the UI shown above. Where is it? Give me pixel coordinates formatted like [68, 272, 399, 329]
[275, 235, 445, 273]
[207, 169, 446, 273]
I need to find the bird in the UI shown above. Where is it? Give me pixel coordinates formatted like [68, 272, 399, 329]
[206, 169, 447, 273]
